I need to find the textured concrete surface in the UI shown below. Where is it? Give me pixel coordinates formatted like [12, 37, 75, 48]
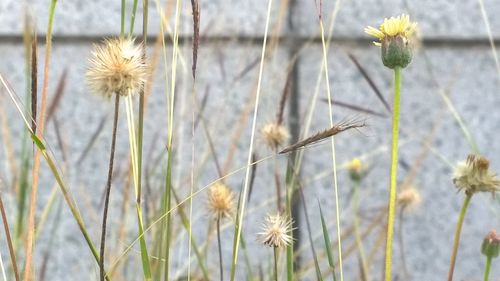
[1, 0, 500, 281]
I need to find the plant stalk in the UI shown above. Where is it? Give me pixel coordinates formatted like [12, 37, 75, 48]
[384, 66, 401, 281]
[217, 218, 224, 281]
[99, 94, 120, 281]
[274, 247, 279, 281]
[352, 179, 369, 281]
[447, 193, 472, 281]
[483, 255, 492, 281]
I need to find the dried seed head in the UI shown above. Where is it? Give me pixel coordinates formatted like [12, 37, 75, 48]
[452, 154, 500, 196]
[86, 38, 147, 98]
[258, 213, 294, 248]
[207, 182, 234, 220]
[397, 186, 422, 211]
[481, 229, 500, 258]
[261, 122, 290, 149]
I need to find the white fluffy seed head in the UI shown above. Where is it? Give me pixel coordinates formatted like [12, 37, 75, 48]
[86, 38, 147, 98]
[258, 213, 294, 248]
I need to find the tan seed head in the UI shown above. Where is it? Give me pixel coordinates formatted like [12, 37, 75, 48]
[452, 154, 500, 196]
[397, 186, 422, 211]
[207, 182, 234, 220]
[86, 38, 147, 98]
[261, 122, 290, 149]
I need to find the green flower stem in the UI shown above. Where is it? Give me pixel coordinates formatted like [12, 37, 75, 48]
[447, 193, 472, 281]
[384, 66, 401, 281]
[484, 255, 492, 281]
[274, 248, 279, 281]
[352, 179, 369, 281]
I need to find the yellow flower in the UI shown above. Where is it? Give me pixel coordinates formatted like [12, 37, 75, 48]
[86, 38, 147, 98]
[347, 158, 365, 181]
[365, 14, 417, 69]
[365, 14, 417, 46]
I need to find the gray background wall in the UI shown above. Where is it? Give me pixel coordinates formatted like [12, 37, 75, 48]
[1, 0, 500, 280]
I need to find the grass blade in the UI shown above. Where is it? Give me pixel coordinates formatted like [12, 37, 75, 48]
[319, 201, 337, 281]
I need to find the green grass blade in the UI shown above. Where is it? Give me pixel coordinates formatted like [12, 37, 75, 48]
[319, 201, 337, 281]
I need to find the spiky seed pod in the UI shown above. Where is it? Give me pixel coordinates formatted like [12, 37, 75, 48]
[258, 213, 294, 248]
[452, 154, 500, 196]
[207, 182, 234, 220]
[86, 38, 147, 98]
[261, 122, 290, 149]
[397, 186, 422, 211]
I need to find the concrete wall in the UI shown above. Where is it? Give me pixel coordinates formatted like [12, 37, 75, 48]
[1, 0, 500, 280]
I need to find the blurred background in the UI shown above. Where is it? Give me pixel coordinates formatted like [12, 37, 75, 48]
[1, 0, 500, 280]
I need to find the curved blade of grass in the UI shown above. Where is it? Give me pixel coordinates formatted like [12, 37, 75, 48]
[317, 6, 344, 281]
[299, 188, 323, 281]
[318, 201, 337, 281]
[125, 95, 152, 280]
[477, 0, 500, 82]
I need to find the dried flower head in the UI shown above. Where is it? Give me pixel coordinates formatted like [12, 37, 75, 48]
[86, 38, 147, 98]
[258, 213, 294, 248]
[261, 122, 290, 149]
[365, 14, 417, 69]
[452, 154, 500, 196]
[207, 182, 234, 220]
[481, 229, 500, 258]
[397, 186, 422, 211]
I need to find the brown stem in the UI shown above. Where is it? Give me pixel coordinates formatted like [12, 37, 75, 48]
[0, 193, 20, 281]
[447, 194, 472, 281]
[100, 94, 120, 281]
[217, 217, 224, 281]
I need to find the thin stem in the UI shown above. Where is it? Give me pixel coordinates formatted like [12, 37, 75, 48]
[24, 1, 56, 279]
[397, 207, 409, 280]
[163, 0, 182, 279]
[273, 155, 282, 211]
[217, 218, 224, 281]
[319, 17, 343, 281]
[483, 256, 492, 281]
[352, 180, 369, 281]
[384, 66, 402, 281]
[0, 193, 20, 281]
[129, 0, 139, 35]
[99, 94, 120, 281]
[274, 248, 279, 281]
[447, 194, 473, 281]
[120, 0, 125, 36]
